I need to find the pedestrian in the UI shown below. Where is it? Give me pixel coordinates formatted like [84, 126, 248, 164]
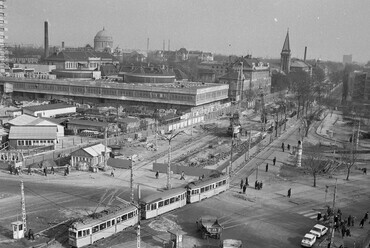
[273, 157, 276, 166]
[245, 177, 249, 186]
[240, 179, 244, 190]
[341, 227, 345, 238]
[155, 171, 159, 179]
[363, 168, 367, 175]
[265, 163, 269, 172]
[360, 218, 365, 228]
[317, 212, 322, 221]
[28, 165, 32, 175]
[242, 184, 247, 194]
[346, 228, 351, 237]
[364, 211, 369, 221]
[64, 168, 68, 176]
[254, 180, 258, 190]
[282, 142, 285, 152]
[180, 171, 185, 180]
[260, 181, 263, 189]
[51, 166, 55, 175]
[287, 188, 291, 198]
[334, 215, 338, 223]
[287, 144, 290, 151]
[15, 167, 20, 175]
[43, 167, 47, 176]
[351, 216, 355, 226]
[66, 165, 70, 175]
[28, 229, 34, 240]
[347, 215, 352, 226]
[110, 170, 115, 177]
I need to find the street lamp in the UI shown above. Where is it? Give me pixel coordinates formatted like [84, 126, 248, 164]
[158, 130, 185, 189]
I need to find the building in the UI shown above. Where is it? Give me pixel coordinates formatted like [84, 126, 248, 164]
[70, 143, 111, 170]
[22, 103, 76, 118]
[280, 31, 291, 74]
[119, 65, 176, 84]
[8, 125, 57, 149]
[198, 61, 228, 83]
[290, 59, 312, 74]
[66, 119, 116, 134]
[9, 55, 41, 64]
[0, 0, 7, 73]
[348, 71, 370, 102]
[94, 28, 113, 52]
[343, 54, 352, 65]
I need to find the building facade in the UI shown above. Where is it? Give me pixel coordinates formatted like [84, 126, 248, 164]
[8, 126, 57, 149]
[22, 103, 77, 118]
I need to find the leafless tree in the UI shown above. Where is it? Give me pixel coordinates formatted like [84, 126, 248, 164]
[340, 143, 358, 181]
[302, 145, 326, 187]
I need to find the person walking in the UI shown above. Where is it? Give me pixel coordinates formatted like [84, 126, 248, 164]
[155, 171, 159, 179]
[110, 170, 115, 177]
[273, 157, 276, 166]
[28, 165, 32, 175]
[242, 184, 247, 194]
[51, 166, 55, 175]
[260, 181, 263, 189]
[287, 188, 291, 198]
[180, 171, 185, 180]
[364, 211, 369, 221]
[360, 218, 365, 228]
[265, 163, 269, 172]
[317, 212, 322, 221]
[254, 180, 258, 190]
[347, 215, 352, 226]
[287, 144, 290, 151]
[363, 168, 367, 175]
[28, 229, 35, 240]
[281, 142, 285, 152]
[43, 167, 47, 176]
[240, 179, 244, 190]
[245, 177, 249, 186]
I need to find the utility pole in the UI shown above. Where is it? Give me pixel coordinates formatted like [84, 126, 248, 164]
[329, 178, 337, 247]
[167, 140, 172, 189]
[21, 181, 27, 235]
[356, 120, 360, 152]
[137, 221, 141, 248]
[229, 132, 234, 177]
[130, 159, 134, 203]
[245, 129, 251, 161]
[104, 127, 108, 171]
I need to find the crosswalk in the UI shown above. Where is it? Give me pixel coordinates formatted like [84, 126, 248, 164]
[297, 209, 320, 220]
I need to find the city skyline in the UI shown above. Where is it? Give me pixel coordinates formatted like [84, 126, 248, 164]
[6, 0, 370, 63]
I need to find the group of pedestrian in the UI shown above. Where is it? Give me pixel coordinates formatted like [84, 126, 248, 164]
[255, 180, 263, 190]
[10, 166, 20, 175]
[281, 142, 291, 152]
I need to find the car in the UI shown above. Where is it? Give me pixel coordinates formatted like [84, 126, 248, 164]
[301, 233, 316, 247]
[309, 224, 328, 238]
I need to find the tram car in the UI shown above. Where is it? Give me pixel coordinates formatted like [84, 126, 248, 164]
[68, 204, 139, 248]
[186, 175, 229, 203]
[140, 188, 187, 220]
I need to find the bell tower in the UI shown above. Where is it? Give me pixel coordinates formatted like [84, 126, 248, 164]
[280, 30, 291, 74]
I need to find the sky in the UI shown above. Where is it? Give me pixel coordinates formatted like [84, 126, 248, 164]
[6, 0, 370, 63]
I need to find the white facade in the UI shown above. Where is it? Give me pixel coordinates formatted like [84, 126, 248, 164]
[23, 106, 76, 118]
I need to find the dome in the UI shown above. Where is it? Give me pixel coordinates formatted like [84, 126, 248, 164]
[94, 27, 113, 41]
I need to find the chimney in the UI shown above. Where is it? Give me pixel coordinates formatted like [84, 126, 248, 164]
[62, 41, 65, 49]
[168, 39, 170, 51]
[304, 46, 307, 61]
[44, 21, 49, 58]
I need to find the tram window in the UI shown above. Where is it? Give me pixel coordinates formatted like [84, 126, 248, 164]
[205, 186, 209, 191]
[107, 220, 111, 227]
[83, 229, 90, 236]
[201, 188, 205, 193]
[175, 196, 180, 201]
[181, 194, 185, 199]
[78, 231, 82, 238]
[122, 214, 127, 221]
[92, 226, 99, 233]
[147, 205, 150, 211]
[112, 219, 115, 225]
[158, 201, 164, 208]
[117, 217, 121, 223]
[170, 197, 175, 203]
[151, 203, 157, 210]
[100, 223, 106, 230]
[164, 199, 169, 205]
[69, 231, 76, 237]
[128, 212, 134, 219]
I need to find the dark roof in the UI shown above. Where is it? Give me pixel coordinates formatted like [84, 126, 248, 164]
[67, 119, 109, 127]
[9, 126, 57, 139]
[107, 158, 132, 169]
[46, 50, 119, 62]
[219, 71, 239, 80]
[198, 68, 216, 75]
[23, 103, 75, 112]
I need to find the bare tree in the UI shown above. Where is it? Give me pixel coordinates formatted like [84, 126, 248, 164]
[340, 142, 358, 181]
[302, 145, 326, 187]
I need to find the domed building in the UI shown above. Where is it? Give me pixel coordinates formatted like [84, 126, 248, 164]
[94, 27, 113, 52]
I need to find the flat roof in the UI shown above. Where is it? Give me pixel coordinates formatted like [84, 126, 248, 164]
[9, 126, 57, 139]
[23, 103, 75, 112]
[67, 119, 109, 127]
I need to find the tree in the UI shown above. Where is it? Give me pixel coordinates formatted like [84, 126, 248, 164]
[340, 134, 358, 181]
[288, 70, 313, 118]
[302, 145, 326, 187]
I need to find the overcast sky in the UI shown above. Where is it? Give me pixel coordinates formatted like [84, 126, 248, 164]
[6, 0, 370, 63]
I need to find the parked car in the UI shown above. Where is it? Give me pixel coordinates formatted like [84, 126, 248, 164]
[309, 224, 328, 238]
[301, 233, 316, 247]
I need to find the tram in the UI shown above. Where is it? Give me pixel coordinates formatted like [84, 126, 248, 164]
[139, 188, 187, 219]
[68, 204, 139, 248]
[185, 175, 229, 203]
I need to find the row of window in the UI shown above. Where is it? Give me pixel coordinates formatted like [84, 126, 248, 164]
[191, 179, 227, 195]
[17, 140, 54, 146]
[70, 210, 138, 239]
[196, 90, 228, 101]
[146, 193, 186, 211]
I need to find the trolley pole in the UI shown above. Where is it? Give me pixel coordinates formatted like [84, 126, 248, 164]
[229, 134, 234, 177]
[329, 179, 337, 247]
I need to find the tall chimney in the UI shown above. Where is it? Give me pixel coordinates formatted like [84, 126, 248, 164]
[44, 21, 49, 58]
[62, 41, 65, 49]
[168, 39, 170, 51]
[304, 46, 307, 61]
[163, 40, 165, 52]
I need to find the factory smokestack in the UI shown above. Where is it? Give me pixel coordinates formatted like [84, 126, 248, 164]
[168, 39, 170, 51]
[44, 21, 49, 59]
[62, 41, 65, 49]
[304, 46, 307, 61]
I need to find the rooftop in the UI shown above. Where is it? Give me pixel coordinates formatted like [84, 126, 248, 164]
[23, 103, 75, 112]
[9, 126, 57, 140]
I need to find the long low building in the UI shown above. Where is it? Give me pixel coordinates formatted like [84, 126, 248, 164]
[0, 76, 229, 113]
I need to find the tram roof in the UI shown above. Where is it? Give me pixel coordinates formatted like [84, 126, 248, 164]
[140, 188, 187, 204]
[70, 204, 137, 230]
[186, 175, 228, 189]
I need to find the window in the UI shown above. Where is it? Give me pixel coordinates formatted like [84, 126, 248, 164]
[175, 196, 180, 201]
[122, 214, 127, 221]
[107, 220, 111, 227]
[117, 217, 121, 223]
[151, 203, 157, 210]
[78, 231, 82, 238]
[83, 229, 90, 236]
[128, 212, 133, 219]
[170, 197, 175, 203]
[100, 223, 106, 230]
[112, 219, 115, 225]
[201, 188, 205, 193]
[92, 226, 99, 233]
[146, 205, 150, 211]
[205, 186, 209, 191]
[223, 180, 226, 185]
[69, 231, 76, 237]
[164, 199, 169, 205]
[158, 201, 164, 208]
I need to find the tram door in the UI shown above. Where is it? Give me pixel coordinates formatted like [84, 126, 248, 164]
[186, 189, 191, 203]
[140, 203, 146, 219]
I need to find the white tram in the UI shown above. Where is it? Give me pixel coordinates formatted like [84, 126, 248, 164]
[68, 204, 139, 248]
[186, 175, 229, 203]
[140, 188, 187, 219]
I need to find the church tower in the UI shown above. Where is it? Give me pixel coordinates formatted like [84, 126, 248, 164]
[280, 30, 291, 74]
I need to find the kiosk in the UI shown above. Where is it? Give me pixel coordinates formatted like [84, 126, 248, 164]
[168, 228, 186, 248]
[11, 221, 25, 239]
